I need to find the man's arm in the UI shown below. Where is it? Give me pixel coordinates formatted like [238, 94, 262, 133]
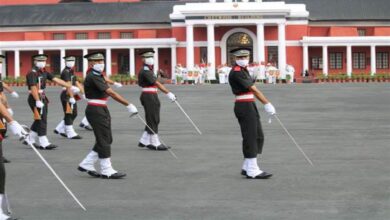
[155, 81, 170, 94]
[52, 77, 74, 97]
[249, 85, 270, 105]
[2, 83, 14, 94]
[105, 88, 129, 106]
[75, 81, 85, 94]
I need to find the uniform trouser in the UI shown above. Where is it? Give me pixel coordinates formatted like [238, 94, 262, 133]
[234, 102, 264, 158]
[60, 91, 78, 126]
[140, 93, 160, 134]
[0, 141, 5, 194]
[86, 105, 112, 158]
[28, 94, 48, 136]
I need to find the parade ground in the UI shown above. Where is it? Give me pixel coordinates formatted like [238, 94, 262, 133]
[3, 83, 389, 220]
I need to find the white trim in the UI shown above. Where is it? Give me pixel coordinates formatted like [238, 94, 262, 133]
[322, 46, 328, 75]
[153, 47, 159, 75]
[0, 24, 171, 33]
[207, 24, 216, 80]
[88, 99, 108, 105]
[308, 21, 390, 27]
[236, 94, 255, 100]
[171, 45, 177, 80]
[347, 45, 352, 76]
[14, 50, 20, 78]
[186, 24, 194, 68]
[129, 48, 135, 77]
[220, 28, 258, 65]
[105, 48, 112, 77]
[370, 45, 376, 75]
[176, 40, 300, 47]
[302, 36, 390, 46]
[82, 48, 88, 78]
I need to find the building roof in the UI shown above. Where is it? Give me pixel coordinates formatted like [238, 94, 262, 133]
[0, 0, 389, 27]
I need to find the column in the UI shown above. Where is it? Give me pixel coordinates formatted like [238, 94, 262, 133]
[303, 45, 309, 76]
[256, 23, 265, 63]
[322, 45, 328, 76]
[14, 50, 20, 78]
[186, 24, 194, 69]
[105, 48, 112, 77]
[370, 45, 376, 75]
[278, 22, 287, 77]
[0, 50, 6, 79]
[60, 49, 66, 71]
[153, 47, 159, 75]
[82, 48, 88, 78]
[129, 48, 135, 77]
[347, 45, 352, 77]
[207, 24, 216, 80]
[171, 45, 177, 80]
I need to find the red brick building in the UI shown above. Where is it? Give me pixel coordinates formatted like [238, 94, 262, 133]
[0, 0, 389, 80]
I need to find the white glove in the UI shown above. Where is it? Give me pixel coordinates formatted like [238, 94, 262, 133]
[36, 100, 44, 108]
[264, 103, 276, 116]
[126, 104, 138, 116]
[7, 108, 14, 116]
[82, 94, 87, 100]
[166, 92, 177, 102]
[69, 97, 76, 105]
[71, 86, 80, 94]
[114, 82, 123, 88]
[8, 121, 28, 138]
[11, 91, 19, 98]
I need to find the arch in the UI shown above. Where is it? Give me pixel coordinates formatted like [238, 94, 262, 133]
[220, 28, 258, 65]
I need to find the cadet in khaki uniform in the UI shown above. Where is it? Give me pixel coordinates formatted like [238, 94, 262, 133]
[54, 56, 83, 139]
[228, 48, 276, 179]
[137, 50, 176, 151]
[78, 52, 138, 179]
[25, 54, 74, 150]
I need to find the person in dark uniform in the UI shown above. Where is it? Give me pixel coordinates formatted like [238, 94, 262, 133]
[25, 54, 74, 150]
[137, 50, 176, 151]
[54, 56, 83, 139]
[0, 100, 29, 220]
[78, 52, 138, 179]
[228, 48, 276, 179]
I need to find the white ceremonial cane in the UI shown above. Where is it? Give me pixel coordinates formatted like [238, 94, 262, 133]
[130, 114, 178, 159]
[270, 115, 314, 166]
[20, 126, 87, 211]
[173, 100, 202, 135]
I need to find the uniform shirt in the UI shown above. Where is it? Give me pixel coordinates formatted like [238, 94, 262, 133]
[138, 65, 156, 87]
[61, 67, 77, 86]
[26, 66, 55, 90]
[84, 69, 109, 99]
[228, 65, 254, 95]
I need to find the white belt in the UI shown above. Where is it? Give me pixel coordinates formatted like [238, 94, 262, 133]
[142, 88, 158, 92]
[29, 90, 44, 94]
[235, 94, 254, 100]
[87, 99, 108, 105]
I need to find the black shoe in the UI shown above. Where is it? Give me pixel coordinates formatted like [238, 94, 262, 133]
[79, 123, 93, 131]
[53, 129, 67, 137]
[22, 141, 40, 148]
[69, 135, 82, 139]
[146, 144, 170, 151]
[246, 171, 273, 179]
[101, 172, 126, 179]
[3, 157, 10, 163]
[138, 142, 146, 148]
[241, 169, 246, 176]
[38, 144, 58, 150]
[77, 166, 101, 178]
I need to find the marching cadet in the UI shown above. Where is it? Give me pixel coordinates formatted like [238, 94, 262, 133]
[228, 48, 276, 179]
[54, 56, 83, 139]
[25, 54, 74, 150]
[78, 52, 138, 179]
[137, 50, 176, 151]
[0, 100, 30, 220]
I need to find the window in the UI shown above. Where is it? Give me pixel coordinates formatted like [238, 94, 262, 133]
[200, 47, 207, 64]
[377, 52, 389, 69]
[75, 56, 83, 72]
[118, 53, 129, 74]
[357, 29, 367, 36]
[50, 54, 61, 75]
[120, 32, 134, 39]
[97, 32, 111, 39]
[267, 46, 278, 66]
[311, 57, 323, 70]
[353, 52, 366, 69]
[53, 33, 66, 40]
[330, 52, 343, 69]
[75, 33, 88, 40]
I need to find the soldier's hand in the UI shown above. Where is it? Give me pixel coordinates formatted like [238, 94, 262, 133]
[11, 91, 19, 98]
[36, 100, 44, 108]
[71, 86, 81, 94]
[264, 103, 276, 116]
[8, 121, 28, 139]
[7, 108, 14, 116]
[114, 82, 123, 88]
[166, 92, 177, 102]
[126, 104, 138, 116]
[69, 97, 76, 105]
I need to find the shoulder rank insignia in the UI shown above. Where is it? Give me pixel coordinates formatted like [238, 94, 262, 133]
[234, 66, 241, 71]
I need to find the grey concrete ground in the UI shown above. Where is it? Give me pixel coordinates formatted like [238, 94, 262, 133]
[2, 83, 389, 220]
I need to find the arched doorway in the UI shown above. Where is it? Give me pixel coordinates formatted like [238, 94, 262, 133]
[226, 32, 253, 66]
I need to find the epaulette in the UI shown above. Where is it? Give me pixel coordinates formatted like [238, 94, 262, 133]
[234, 66, 241, 71]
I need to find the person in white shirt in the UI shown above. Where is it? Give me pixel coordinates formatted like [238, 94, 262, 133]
[286, 64, 295, 83]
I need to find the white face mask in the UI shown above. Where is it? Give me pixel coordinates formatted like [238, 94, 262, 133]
[144, 57, 154, 66]
[36, 61, 46, 69]
[66, 61, 75, 68]
[93, 63, 105, 72]
[236, 59, 249, 67]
